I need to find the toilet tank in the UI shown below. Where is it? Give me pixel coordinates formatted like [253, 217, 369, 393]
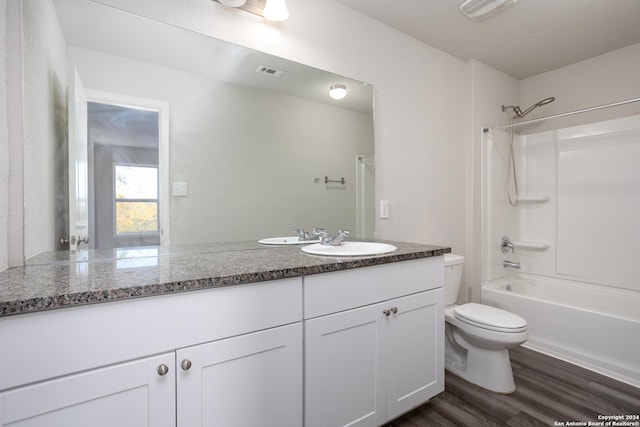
[444, 254, 465, 306]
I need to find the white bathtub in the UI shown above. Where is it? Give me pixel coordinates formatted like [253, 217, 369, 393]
[482, 274, 640, 388]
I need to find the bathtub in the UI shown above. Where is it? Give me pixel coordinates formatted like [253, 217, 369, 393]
[482, 274, 640, 388]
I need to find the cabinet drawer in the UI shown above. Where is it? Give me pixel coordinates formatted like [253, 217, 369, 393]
[0, 278, 302, 391]
[304, 257, 443, 319]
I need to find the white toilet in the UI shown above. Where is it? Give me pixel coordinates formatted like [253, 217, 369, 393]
[444, 254, 528, 393]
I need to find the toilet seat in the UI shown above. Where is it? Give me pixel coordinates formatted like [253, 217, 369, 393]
[453, 303, 527, 333]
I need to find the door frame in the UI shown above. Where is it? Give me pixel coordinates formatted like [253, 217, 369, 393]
[355, 154, 375, 239]
[85, 90, 171, 246]
[68, 69, 89, 251]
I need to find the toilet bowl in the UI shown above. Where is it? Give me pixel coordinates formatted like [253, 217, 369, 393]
[444, 254, 528, 393]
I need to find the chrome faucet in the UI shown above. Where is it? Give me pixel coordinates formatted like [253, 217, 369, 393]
[503, 260, 520, 269]
[293, 228, 323, 242]
[315, 228, 350, 246]
[293, 228, 309, 241]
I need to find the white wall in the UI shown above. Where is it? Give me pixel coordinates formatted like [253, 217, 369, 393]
[0, 0, 8, 270]
[3, 0, 25, 269]
[517, 42, 640, 133]
[21, 0, 68, 260]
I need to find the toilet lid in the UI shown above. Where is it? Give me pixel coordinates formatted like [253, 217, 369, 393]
[454, 303, 527, 332]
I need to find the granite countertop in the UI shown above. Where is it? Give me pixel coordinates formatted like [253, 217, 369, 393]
[0, 240, 450, 317]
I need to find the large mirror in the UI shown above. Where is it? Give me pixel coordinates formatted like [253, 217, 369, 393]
[22, 0, 375, 264]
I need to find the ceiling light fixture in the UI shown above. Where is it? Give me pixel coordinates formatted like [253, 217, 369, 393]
[459, 0, 517, 22]
[329, 85, 347, 100]
[213, 0, 289, 22]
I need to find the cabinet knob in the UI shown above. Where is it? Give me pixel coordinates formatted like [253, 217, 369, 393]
[391, 307, 398, 314]
[157, 364, 169, 376]
[181, 359, 192, 371]
[383, 308, 391, 316]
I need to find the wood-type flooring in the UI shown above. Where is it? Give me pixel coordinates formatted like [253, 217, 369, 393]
[386, 347, 640, 426]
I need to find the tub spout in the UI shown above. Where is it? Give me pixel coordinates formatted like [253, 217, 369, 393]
[503, 260, 520, 269]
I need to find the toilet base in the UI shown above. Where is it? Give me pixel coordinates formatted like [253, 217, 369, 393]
[445, 325, 517, 394]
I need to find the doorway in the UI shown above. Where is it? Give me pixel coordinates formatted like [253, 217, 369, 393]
[85, 92, 169, 249]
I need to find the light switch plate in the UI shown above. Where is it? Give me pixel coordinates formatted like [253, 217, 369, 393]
[379, 200, 390, 219]
[172, 182, 188, 196]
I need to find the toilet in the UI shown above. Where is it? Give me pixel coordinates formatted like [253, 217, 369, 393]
[444, 254, 528, 393]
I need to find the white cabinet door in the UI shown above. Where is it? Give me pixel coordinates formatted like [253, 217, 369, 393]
[305, 289, 444, 427]
[177, 322, 302, 427]
[383, 289, 444, 423]
[0, 353, 175, 427]
[305, 304, 384, 427]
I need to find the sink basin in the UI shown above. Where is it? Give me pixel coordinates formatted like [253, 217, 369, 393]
[258, 236, 321, 245]
[301, 242, 397, 257]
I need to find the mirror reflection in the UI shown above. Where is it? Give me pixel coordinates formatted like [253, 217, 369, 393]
[22, 0, 375, 264]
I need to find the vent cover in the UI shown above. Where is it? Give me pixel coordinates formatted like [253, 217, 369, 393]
[256, 66, 286, 77]
[459, 0, 517, 22]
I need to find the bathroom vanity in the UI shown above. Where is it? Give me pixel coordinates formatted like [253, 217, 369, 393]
[0, 241, 448, 426]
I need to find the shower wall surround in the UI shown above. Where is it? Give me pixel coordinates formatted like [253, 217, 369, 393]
[483, 114, 640, 293]
[522, 115, 640, 291]
[475, 41, 640, 295]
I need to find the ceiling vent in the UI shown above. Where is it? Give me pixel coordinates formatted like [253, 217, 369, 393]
[459, 0, 517, 22]
[256, 65, 286, 77]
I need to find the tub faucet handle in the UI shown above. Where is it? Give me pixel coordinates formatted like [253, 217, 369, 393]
[501, 236, 514, 254]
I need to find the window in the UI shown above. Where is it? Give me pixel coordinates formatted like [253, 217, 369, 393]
[114, 164, 159, 236]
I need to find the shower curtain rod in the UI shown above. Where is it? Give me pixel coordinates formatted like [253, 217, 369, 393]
[483, 97, 640, 132]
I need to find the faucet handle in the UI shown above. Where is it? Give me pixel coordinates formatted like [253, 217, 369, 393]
[329, 229, 350, 246]
[337, 229, 350, 238]
[500, 235, 514, 254]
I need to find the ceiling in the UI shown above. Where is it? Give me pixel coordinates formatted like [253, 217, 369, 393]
[334, 0, 640, 79]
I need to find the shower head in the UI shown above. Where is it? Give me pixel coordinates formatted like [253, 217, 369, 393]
[502, 96, 556, 119]
[536, 96, 556, 106]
